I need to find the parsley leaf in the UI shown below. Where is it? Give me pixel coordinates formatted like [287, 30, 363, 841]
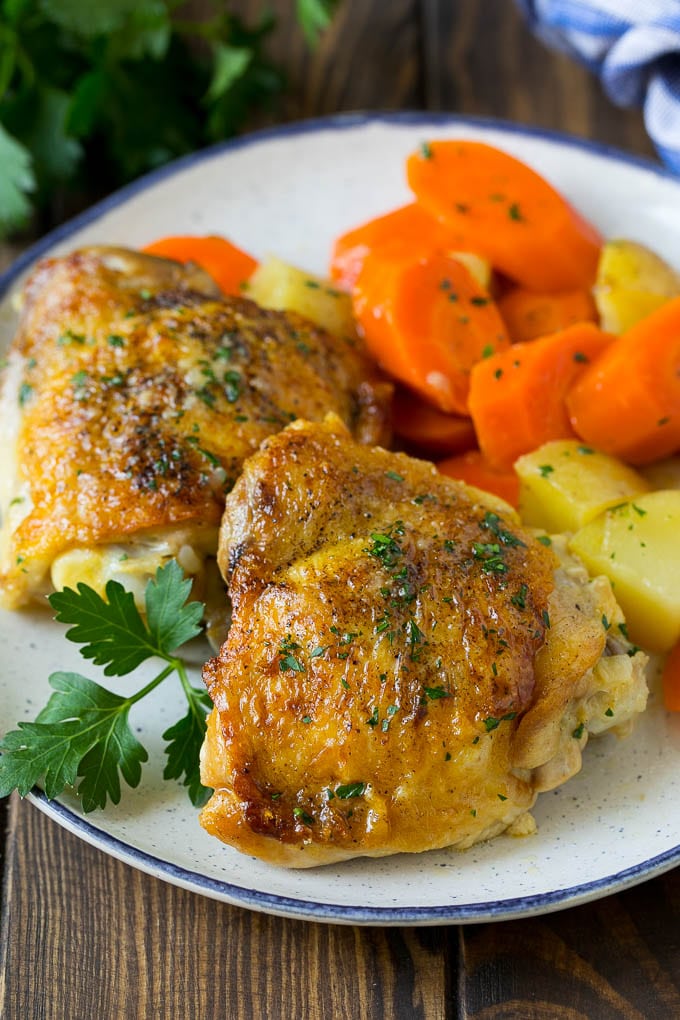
[0, 123, 34, 234]
[162, 685, 214, 807]
[296, 0, 339, 46]
[0, 561, 212, 812]
[0, 672, 147, 809]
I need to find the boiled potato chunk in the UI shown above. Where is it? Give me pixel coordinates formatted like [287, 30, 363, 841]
[568, 491, 680, 652]
[450, 252, 492, 290]
[515, 440, 650, 533]
[593, 239, 680, 334]
[639, 456, 680, 490]
[247, 256, 357, 338]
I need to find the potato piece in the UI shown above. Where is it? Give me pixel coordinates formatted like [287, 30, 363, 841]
[247, 256, 357, 338]
[450, 252, 492, 290]
[568, 491, 680, 652]
[593, 239, 680, 334]
[515, 440, 650, 533]
[639, 456, 680, 490]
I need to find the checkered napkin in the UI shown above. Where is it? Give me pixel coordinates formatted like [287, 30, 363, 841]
[517, 0, 680, 171]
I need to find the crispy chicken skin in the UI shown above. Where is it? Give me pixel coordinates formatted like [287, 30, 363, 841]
[0, 247, 390, 608]
[200, 417, 647, 867]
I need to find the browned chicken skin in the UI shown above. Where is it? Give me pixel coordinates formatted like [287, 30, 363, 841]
[200, 417, 647, 866]
[0, 247, 390, 607]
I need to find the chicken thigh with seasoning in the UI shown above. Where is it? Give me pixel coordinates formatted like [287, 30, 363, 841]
[200, 416, 648, 866]
[0, 247, 390, 610]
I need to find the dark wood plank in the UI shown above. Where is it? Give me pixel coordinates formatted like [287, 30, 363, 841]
[0, 798, 453, 1019]
[459, 873, 680, 1018]
[233, 0, 423, 121]
[422, 0, 654, 156]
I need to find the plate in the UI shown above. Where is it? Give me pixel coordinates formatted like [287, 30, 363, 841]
[1, 113, 680, 926]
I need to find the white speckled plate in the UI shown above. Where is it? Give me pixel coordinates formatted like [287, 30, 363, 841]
[1, 114, 679, 925]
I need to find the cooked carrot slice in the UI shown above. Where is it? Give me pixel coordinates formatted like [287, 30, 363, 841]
[468, 322, 613, 469]
[407, 140, 602, 292]
[330, 203, 459, 291]
[566, 296, 680, 464]
[392, 385, 477, 457]
[437, 449, 520, 507]
[142, 235, 257, 296]
[353, 250, 510, 415]
[498, 286, 598, 343]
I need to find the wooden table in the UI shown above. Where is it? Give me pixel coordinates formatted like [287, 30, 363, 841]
[1, 2, 678, 1016]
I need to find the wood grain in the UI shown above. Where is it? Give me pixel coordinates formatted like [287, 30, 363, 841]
[423, 0, 654, 156]
[0, 798, 454, 1020]
[1, 1, 676, 1018]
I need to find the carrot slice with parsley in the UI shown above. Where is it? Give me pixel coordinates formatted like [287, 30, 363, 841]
[663, 640, 680, 711]
[353, 250, 510, 415]
[392, 385, 477, 457]
[142, 235, 257, 296]
[406, 140, 602, 292]
[468, 322, 613, 469]
[498, 286, 598, 343]
[437, 449, 520, 507]
[566, 296, 680, 464]
[330, 203, 458, 291]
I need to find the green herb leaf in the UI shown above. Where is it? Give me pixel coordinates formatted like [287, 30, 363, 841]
[0, 671, 148, 809]
[0, 122, 34, 234]
[335, 781, 366, 799]
[296, 0, 339, 46]
[145, 559, 203, 653]
[49, 580, 156, 676]
[162, 685, 213, 807]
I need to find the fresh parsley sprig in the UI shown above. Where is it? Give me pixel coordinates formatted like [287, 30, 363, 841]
[0, 560, 213, 812]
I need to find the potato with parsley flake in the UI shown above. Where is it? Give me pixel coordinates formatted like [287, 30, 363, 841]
[246, 256, 358, 339]
[568, 491, 680, 652]
[593, 239, 680, 334]
[515, 440, 651, 534]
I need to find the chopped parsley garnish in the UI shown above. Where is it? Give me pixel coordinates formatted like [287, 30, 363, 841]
[422, 685, 449, 701]
[335, 782, 366, 799]
[293, 807, 314, 825]
[572, 723, 585, 740]
[18, 382, 33, 406]
[420, 141, 433, 160]
[472, 542, 507, 574]
[384, 470, 404, 482]
[223, 370, 241, 403]
[511, 583, 529, 610]
[538, 464, 554, 478]
[508, 202, 523, 221]
[483, 712, 516, 732]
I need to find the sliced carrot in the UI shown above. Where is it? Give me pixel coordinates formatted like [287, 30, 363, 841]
[498, 286, 598, 343]
[353, 250, 510, 415]
[437, 449, 520, 507]
[468, 322, 613, 469]
[142, 235, 258, 296]
[566, 297, 680, 464]
[663, 640, 680, 712]
[392, 385, 477, 457]
[406, 141, 602, 292]
[330, 203, 459, 291]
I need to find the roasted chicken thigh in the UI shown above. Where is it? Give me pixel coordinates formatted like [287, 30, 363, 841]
[0, 247, 389, 608]
[200, 416, 648, 867]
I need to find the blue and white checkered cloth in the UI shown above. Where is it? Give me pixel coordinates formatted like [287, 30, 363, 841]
[517, 1, 680, 171]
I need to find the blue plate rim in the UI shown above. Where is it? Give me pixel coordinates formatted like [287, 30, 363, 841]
[0, 109, 676, 303]
[4, 110, 679, 924]
[28, 788, 680, 924]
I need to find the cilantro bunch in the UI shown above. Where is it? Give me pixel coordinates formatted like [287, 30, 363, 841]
[0, 560, 214, 811]
[0, 0, 339, 238]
